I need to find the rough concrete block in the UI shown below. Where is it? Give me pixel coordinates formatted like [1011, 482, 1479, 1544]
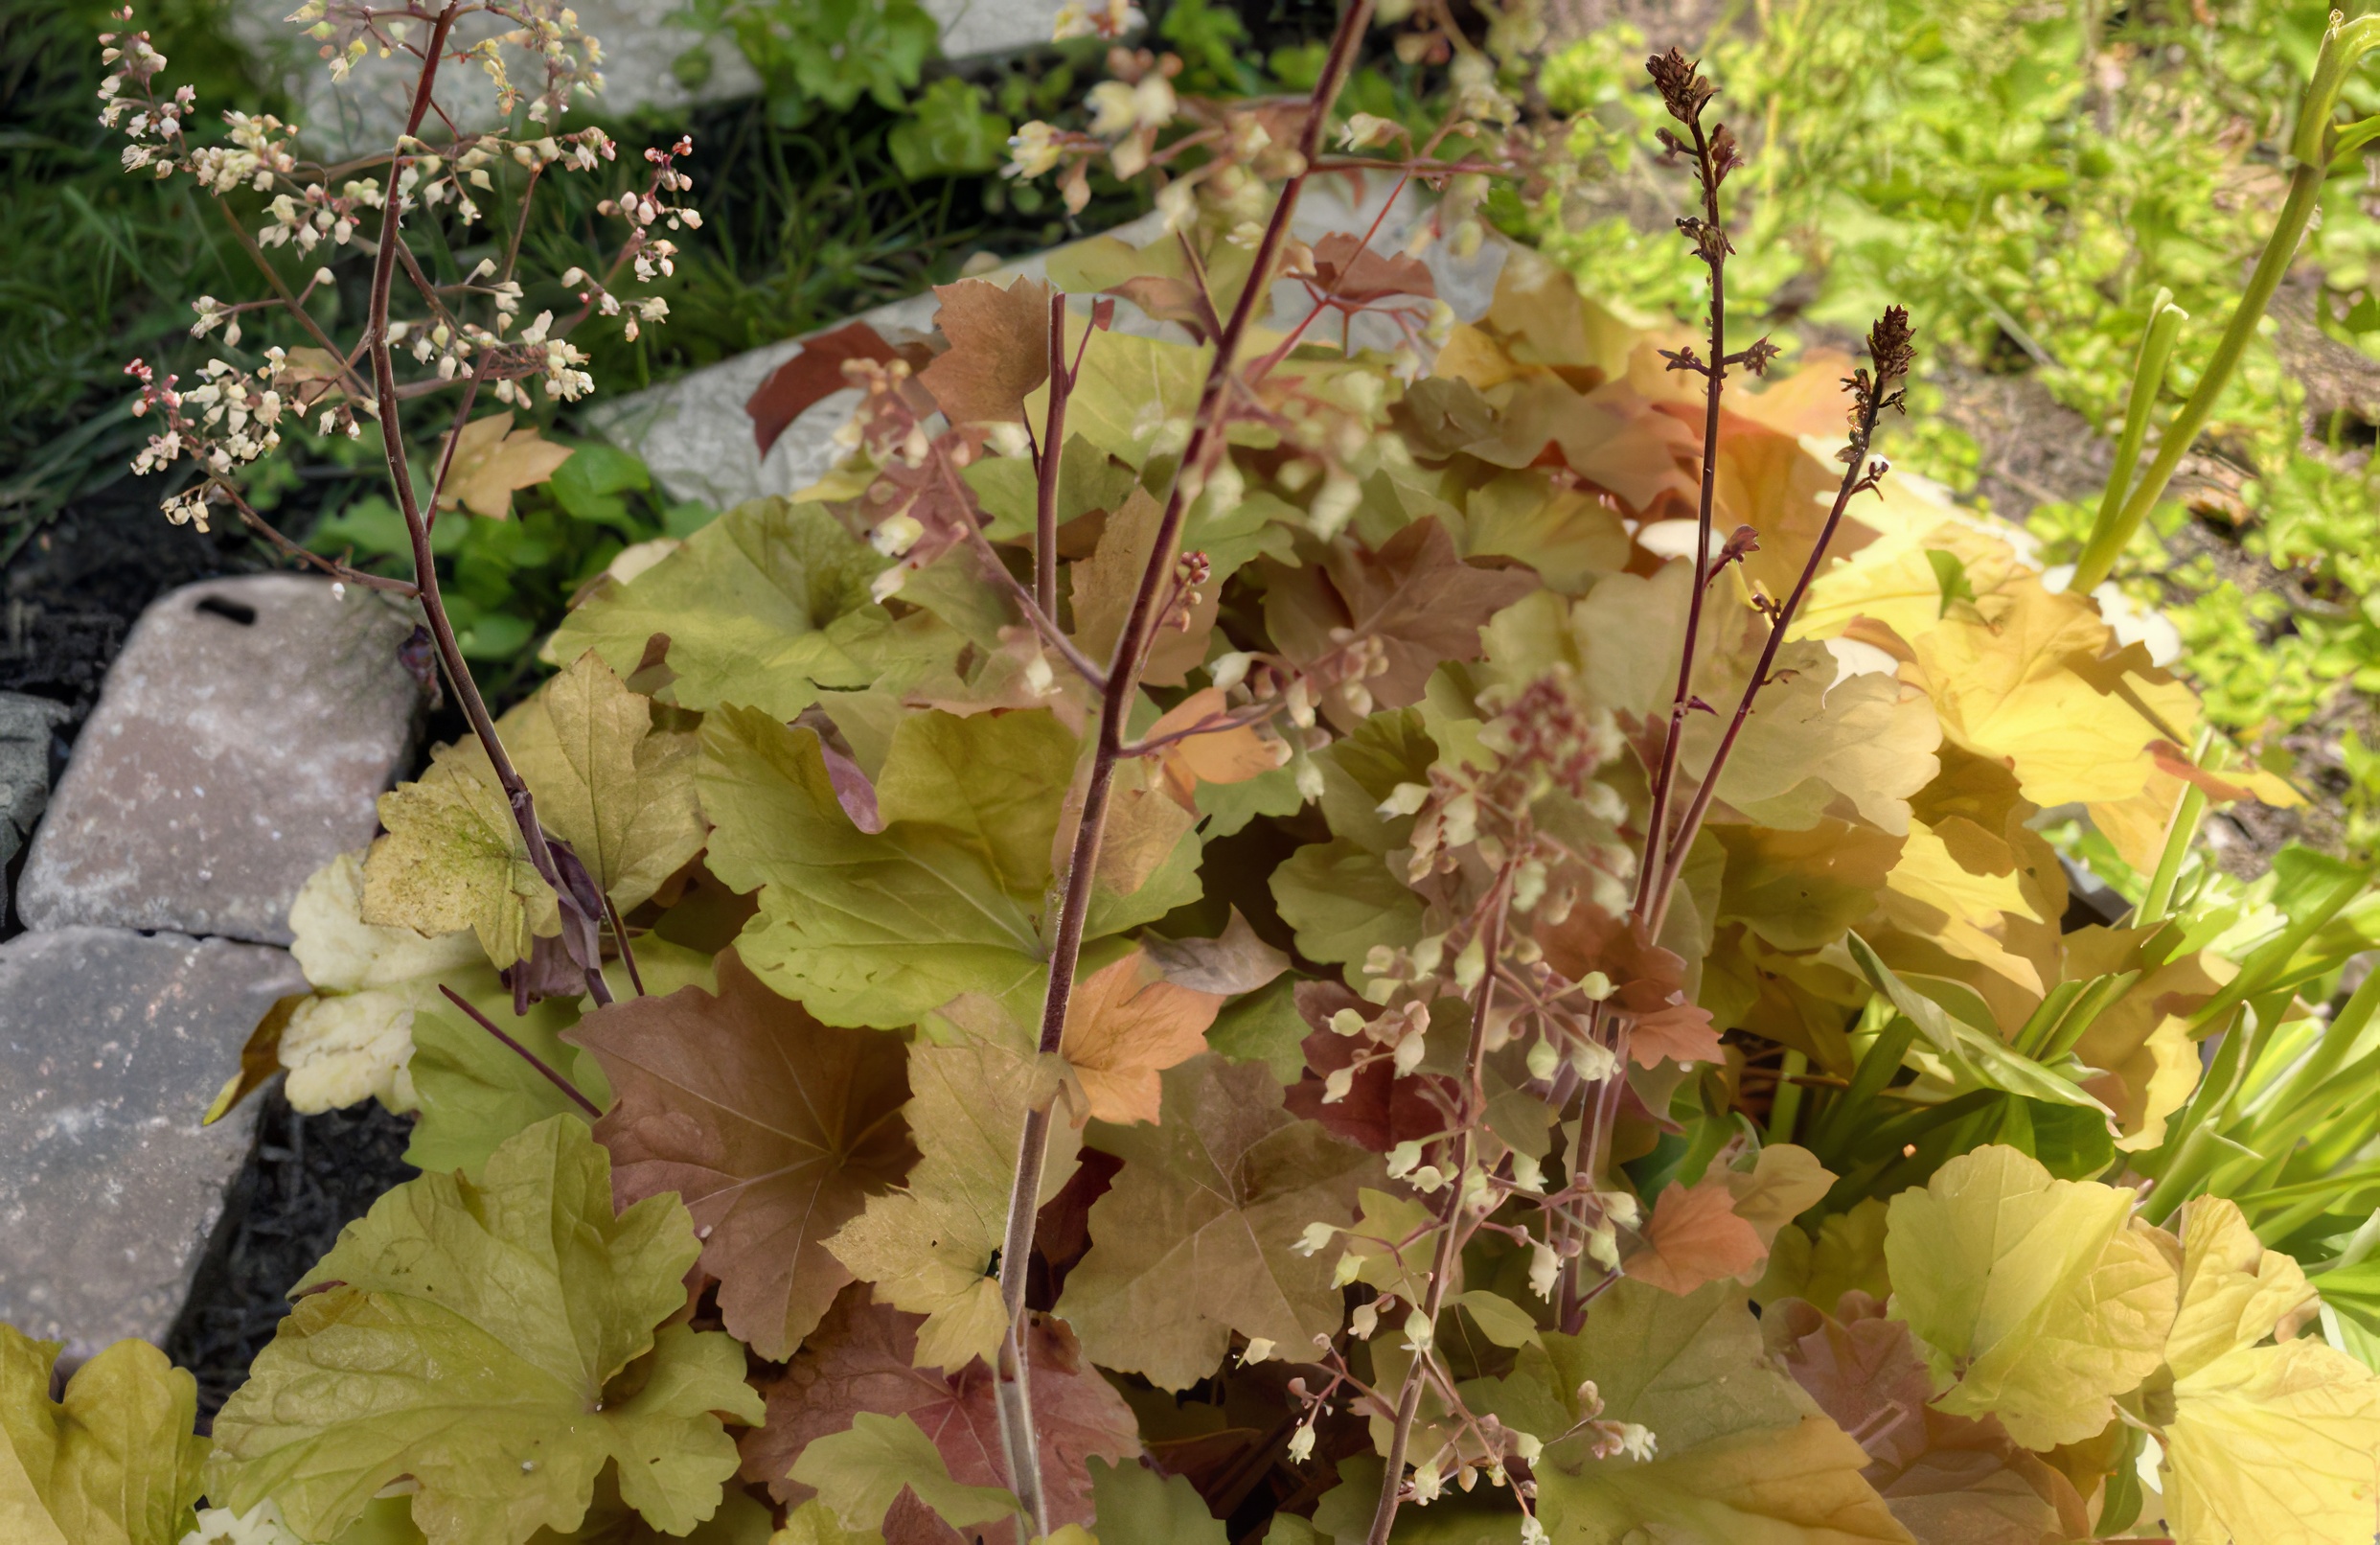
[0, 928, 306, 1359]
[19, 575, 421, 946]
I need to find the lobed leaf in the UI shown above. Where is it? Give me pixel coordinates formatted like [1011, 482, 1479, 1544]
[206, 1118, 762, 1545]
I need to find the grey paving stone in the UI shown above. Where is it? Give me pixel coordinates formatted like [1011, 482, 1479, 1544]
[593, 181, 1509, 510]
[0, 927, 306, 1361]
[235, 0, 1059, 155]
[0, 692, 71, 889]
[19, 575, 421, 947]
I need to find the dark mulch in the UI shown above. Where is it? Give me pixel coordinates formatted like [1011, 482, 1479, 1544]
[166, 1091, 419, 1425]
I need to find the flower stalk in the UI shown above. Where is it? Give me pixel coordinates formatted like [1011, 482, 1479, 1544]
[987, 0, 1378, 1525]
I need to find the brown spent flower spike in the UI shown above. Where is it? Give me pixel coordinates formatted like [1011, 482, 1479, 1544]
[1645, 47, 1715, 126]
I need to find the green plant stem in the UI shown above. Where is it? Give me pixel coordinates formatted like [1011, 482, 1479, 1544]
[2091, 288, 2185, 556]
[365, 0, 611, 1008]
[2137, 728, 2216, 928]
[985, 1, 1375, 1523]
[2071, 14, 2380, 591]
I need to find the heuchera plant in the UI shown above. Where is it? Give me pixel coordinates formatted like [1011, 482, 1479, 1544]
[14, 3, 2380, 1545]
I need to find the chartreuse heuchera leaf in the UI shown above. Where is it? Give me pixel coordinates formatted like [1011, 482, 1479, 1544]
[502, 650, 706, 915]
[824, 999, 1080, 1372]
[789, 1412, 1019, 1536]
[699, 704, 1198, 1028]
[2161, 1198, 2380, 1545]
[1884, 1144, 2175, 1448]
[0, 1326, 206, 1545]
[205, 1118, 764, 1545]
[544, 496, 892, 721]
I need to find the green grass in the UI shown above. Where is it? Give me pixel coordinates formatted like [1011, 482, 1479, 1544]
[1520, 0, 2380, 775]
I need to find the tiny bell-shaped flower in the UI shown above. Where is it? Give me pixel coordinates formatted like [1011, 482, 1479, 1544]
[1528, 1240, 1560, 1300]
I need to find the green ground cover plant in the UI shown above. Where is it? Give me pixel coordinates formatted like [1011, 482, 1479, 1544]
[1519, 0, 2380, 791]
[14, 2, 2380, 1544]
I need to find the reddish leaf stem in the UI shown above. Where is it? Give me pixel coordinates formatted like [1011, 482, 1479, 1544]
[1647, 335, 1906, 937]
[364, 1, 611, 1007]
[1634, 100, 1731, 922]
[438, 984, 602, 1118]
[988, 1, 1376, 1526]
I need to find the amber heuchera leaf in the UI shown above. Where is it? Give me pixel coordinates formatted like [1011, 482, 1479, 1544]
[437, 412, 574, 519]
[1625, 1177, 1765, 1296]
[1057, 1054, 1380, 1390]
[566, 949, 918, 1361]
[1766, 1293, 2093, 1545]
[739, 1288, 1138, 1536]
[1259, 516, 1538, 720]
[1063, 951, 1224, 1125]
[917, 277, 1053, 427]
[1623, 1146, 1835, 1297]
[1145, 688, 1281, 811]
[1539, 906, 1725, 1069]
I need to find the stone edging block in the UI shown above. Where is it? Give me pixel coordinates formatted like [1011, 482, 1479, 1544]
[19, 574, 422, 947]
[0, 927, 306, 1361]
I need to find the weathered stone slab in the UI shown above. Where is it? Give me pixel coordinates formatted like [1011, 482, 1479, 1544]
[19, 575, 421, 946]
[593, 181, 1508, 510]
[0, 692, 71, 891]
[0, 928, 305, 1360]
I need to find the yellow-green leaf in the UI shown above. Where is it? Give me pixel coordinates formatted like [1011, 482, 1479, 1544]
[826, 999, 1080, 1372]
[206, 1118, 763, 1545]
[0, 1326, 207, 1545]
[789, 1414, 1019, 1536]
[545, 497, 890, 721]
[362, 738, 558, 969]
[1884, 1144, 2174, 1448]
[503, 651, 705, 913]
[1527, 1280, 1905, 1545]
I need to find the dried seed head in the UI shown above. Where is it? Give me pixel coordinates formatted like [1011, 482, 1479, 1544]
[1644, 48, 1715, 126]
[1867, 305, 1916, 388]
